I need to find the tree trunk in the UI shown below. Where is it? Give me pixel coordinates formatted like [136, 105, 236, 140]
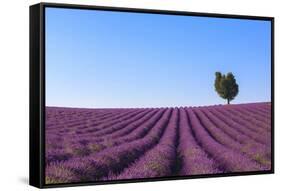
[227, 99, 230, 104]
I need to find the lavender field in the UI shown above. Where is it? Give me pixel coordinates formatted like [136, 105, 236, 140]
[45, 102, 271, 184]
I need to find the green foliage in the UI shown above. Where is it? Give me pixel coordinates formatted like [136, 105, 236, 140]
[214, 72, 239, 104]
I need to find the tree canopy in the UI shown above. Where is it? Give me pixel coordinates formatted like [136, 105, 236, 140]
[214, 72, 239, 104]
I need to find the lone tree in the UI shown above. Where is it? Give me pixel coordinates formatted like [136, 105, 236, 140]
[214, 72, 239, 104]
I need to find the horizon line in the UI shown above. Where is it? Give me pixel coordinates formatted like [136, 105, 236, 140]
[45, 101, 271, 110]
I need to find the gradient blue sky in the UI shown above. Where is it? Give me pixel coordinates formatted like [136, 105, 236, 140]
[45, 7, 271, 108]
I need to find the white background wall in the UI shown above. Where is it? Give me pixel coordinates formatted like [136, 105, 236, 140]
[0, 0, 279, 190]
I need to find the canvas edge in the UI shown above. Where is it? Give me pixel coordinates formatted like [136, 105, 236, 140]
[29, 3, 45, 188]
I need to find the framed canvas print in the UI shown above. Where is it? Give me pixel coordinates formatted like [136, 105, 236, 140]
[29, 2, 274, 188]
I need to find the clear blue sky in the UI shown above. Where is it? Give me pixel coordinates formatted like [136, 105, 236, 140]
[45, 7, 271, 108]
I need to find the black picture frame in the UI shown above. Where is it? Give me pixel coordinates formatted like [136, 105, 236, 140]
[29, 2, 275, 189]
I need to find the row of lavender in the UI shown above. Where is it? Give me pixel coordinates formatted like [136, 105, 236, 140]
[45, 103, 271, 184]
